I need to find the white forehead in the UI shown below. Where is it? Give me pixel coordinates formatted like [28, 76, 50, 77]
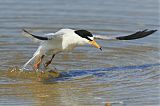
[88, 36, 94, 40]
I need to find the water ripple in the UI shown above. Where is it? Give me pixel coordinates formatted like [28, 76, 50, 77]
[46, 63, 160, 82]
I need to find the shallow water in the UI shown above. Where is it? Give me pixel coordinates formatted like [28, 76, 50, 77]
[0, 0, 159, 106]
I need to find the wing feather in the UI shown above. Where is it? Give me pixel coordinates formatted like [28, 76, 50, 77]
[22, 29, 64, 41]
[94, 29, 157, 41]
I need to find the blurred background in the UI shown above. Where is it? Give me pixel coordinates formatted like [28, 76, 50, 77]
[0, 0, 159, 106]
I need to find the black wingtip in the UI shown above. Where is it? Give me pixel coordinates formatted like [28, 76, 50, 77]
[22, 29, 49, 40]
[144, 29, 158, 36]
[22, 29, 30, 34]
[22, 29, 25, 31]
[116, 29, 158, 40]
[151, 29, 158, 33]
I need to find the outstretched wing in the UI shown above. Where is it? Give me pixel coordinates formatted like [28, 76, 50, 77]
[23, 29, 49, 40]
[22, 29, 64, 41]
[94, 29, 157, 41]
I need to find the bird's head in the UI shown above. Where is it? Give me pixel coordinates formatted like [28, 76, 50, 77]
[75, 30, 102, 51]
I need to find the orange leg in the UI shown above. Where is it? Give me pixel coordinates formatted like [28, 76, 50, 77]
[34, 55, 44, 70]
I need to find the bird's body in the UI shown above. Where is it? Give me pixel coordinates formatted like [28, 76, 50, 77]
[36, 29, 79, 54]
[22, 28, 100, 70]
[22, 28, 157, 71]
[29, 29, 94, 53]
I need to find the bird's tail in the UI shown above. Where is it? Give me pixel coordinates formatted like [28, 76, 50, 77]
[21, 46, 44, 70]
[22, 29, 49, 42]
[21, 55, 37, 70]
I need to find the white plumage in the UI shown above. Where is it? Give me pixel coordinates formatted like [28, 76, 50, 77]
[21, 28, 157, 71]
[22, 28, 100, 70]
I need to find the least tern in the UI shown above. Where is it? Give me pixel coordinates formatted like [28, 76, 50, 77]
[22, 29, 157, 71]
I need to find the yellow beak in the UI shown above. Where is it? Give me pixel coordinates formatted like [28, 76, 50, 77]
[89, 40, 102, 51]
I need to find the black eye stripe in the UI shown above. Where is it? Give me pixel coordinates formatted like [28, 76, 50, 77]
[75, 30, 93, 41]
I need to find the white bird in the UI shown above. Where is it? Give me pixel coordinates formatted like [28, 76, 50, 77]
[21, 28, 157, 71]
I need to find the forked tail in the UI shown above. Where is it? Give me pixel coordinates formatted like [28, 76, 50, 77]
[21, 55, 37, 70]
[21, 46, 44, 71]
